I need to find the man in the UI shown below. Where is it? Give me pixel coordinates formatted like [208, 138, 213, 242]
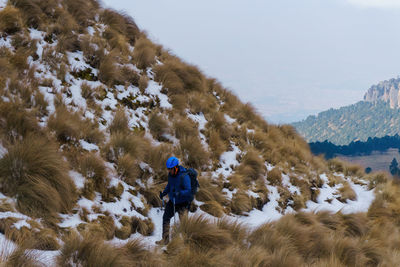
[156, 156, 191, 245]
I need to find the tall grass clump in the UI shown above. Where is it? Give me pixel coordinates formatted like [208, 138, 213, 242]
[154, 57, 206, 95]
[0, 135, 77, 218]
[132, 36, 157, 70]
[179, 135, 209, 169]
[57, 232, 131, 267]
[0, 6, 23, 35]
[148, 112, 170, 141]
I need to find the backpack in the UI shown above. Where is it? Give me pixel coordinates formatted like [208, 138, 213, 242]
[180, 168, 199, 200]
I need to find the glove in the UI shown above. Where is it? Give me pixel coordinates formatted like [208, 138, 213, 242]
[159, 191, 164, 199]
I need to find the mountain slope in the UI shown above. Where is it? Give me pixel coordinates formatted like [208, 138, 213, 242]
[0, 0, 398, 266]
[293, 77, 400, 146]
[293, 100, 400, 145]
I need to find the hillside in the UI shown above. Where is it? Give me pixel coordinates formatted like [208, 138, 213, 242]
[0, 0, 398, 266]
[292, 100, 400, 145]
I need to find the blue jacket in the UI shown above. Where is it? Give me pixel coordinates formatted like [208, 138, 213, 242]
[162, 166, 191, 204]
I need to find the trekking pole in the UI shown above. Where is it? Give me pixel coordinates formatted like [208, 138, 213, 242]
[173, 196, 176, 225]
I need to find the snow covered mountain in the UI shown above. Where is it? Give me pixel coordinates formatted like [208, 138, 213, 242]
[0, 0, 397, 266]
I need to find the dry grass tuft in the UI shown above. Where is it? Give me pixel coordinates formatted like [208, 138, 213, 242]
[267, 167, 282, 186]
[338, 181, 357, 202]
[57, 232, 130, 267]
[200, 201, 225, 217]
[231, 190, 252, 215]
[0, 6, 23, 35]
[148, 112, 170, 141]
[108, 108, 129, 135]
[179, 135, 209, 169]
[154, 57, 206, 95]
[236, 149, 266, 183]
[132, 36, 157, 70]
[0, 135, 77, 218]
[171, 214, 233, 251]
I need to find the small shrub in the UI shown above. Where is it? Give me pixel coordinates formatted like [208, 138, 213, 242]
[116, 154, 142, 185]
[236, 149, 265, 182]
[79, 153, 109, 195]
[98, 54, 122, 86]
[64, 0, 96, 27]
[208, 129, 226, 159]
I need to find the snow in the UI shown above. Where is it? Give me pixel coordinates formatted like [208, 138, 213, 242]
[237, 185, 284, 228]
[302, 176, 375, 214]
[69, 171, 86, 190]
[0, 36, 12, 49]
[0, 142, 7, 158]
[281, 173, 301, 194]
[215, 144, 241, 177]
[67, 51, 91, 71]
[146, 81, 172, 109]
[188, 112, 207, 130]
[87, 26, 95, 36]
[79, 140, 99, 151]
[224, 114, 236, 124]
[13, 219, 31, 230]
[0, 0, 6, 10]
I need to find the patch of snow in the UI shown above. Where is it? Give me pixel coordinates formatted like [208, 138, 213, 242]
[67, 51, 91, 71]
[0, 142, 7, 158]
[215, 144, 241, 177]
[281, 174, 301, 195]
[187, 112, 207, 130]
[79, 140, 99, 151]
[87, 26, 95, 36]
[0, 0, 6, 10]
[265, 162, 274, 171]
[13, 219, 31, 230]
[224, 114, 236, 124]
[302, 177, 375, 214]
[146, 81, 172, 109]
[69, 171, 86, 190]
[238, 185, 283, 228]
[0, 36, 12, 49]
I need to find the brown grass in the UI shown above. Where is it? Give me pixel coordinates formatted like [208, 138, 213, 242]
[132, 37, 157, 70]
[48, 105, 103, 144]
[231, 190, 252, 215]
[338, 181, 357, 202]
[148, 112, 170, 141]
[57, 232, 130, 267]
[200, 201, 225, 217]
[236, 149, 266, 183]
[100, 8, 140, 46]
[2, 5, 27, 33]
[64, 0, 97, 27]
[98, 54, 122, 86]
[173, 116, 198, 139]
[0, 101, 40, 141]
[267, 167, 282, 186]
[79, 153, 109, 195]
[138, 74, 149, 93]
[103, 132, 148, 162]
[0, 135, 77, 218]
[108, 108, 129, 135]
[208, 129, 226, 160]
[178, 135, 209, 169]
[154, 57, 206, 95]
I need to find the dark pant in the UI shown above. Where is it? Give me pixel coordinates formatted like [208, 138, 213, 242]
[162, 200, 190, 226]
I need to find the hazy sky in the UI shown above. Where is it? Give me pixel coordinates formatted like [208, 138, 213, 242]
[101, 0, 400, 123]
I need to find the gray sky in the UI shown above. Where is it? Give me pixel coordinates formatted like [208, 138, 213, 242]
[101, 0, 400, 123]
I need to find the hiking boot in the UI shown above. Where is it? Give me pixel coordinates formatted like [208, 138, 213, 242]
[155, 238, 168, 245]
[156, 223, 169, 245]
